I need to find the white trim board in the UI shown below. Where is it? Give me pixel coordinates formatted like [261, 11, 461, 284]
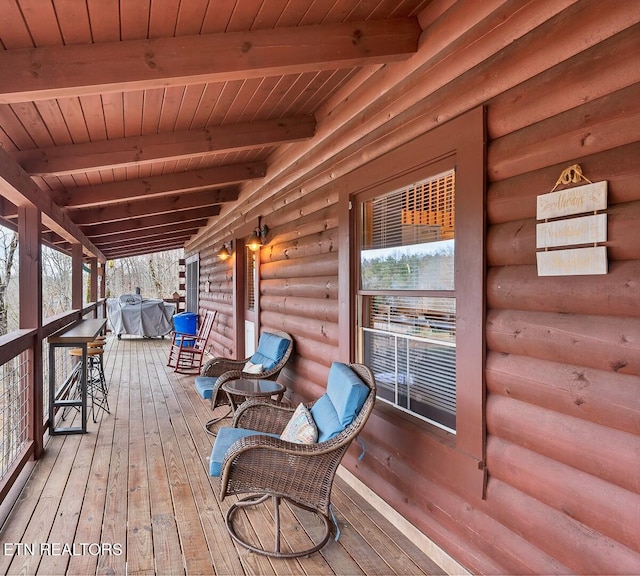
[337, 467, 471, 576]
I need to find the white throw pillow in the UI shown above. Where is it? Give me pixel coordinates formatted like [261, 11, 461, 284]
[280, 404, 318, 444]
[243, 360, 263, 374]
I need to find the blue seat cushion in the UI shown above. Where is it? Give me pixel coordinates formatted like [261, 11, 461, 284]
[310, 394, 343, 442]
[195, 376, 217, 400]
[249, 332, 290, 371]
[326, 362, 369, 427]
[209, 427, 279, 477]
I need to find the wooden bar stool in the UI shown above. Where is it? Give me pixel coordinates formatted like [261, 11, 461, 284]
[69, 343, 110, 422]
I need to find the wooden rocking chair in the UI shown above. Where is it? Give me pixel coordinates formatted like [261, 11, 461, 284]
[167, 310, 216, 374]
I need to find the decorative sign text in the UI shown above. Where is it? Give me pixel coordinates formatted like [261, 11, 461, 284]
[536, 213, 607, 249]
[537, 181, 607, 220]
[536, 176, 608, 277]
[536, 246, 608, 276]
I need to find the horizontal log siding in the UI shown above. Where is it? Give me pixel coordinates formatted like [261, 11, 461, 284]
[483, 6, 640, 576]
[187, 3, 640, 572]
[259, 199, 340, 397]
[197, 244, 235, 358]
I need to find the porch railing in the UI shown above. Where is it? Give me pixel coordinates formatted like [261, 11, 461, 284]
[0, 301, 106, 503]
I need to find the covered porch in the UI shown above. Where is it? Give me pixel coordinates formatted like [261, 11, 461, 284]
[0, 335, 452, 576]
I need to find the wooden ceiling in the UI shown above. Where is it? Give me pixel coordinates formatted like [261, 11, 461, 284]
[0, 0, 429, 261]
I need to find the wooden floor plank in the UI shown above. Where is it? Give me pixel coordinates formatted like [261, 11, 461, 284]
[66, 419, 117, 575]
[96, 337, 131, 576]
[127, 350, 155, 575]
[36, 424, 101, 576]
[147, 344, 216, 576]
[67, 341, 122, 576]
[148, 342, 253, 576]
[139, 342, 185, 576]
[0, 434, 65, 574]
[0, 335, 447, 576]
[336, 480, 448, 575]
[5, 426, 83, 575]
[331, 483, 432, 575]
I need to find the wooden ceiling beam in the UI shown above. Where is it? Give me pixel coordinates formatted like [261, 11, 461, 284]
[103, 241, 186, 259]
[81, 210, 214, 237]
[69, 195, 222, 226]
[100, 236, 194, 255]
[15, 117, 314, 176]
[69, 188, 235, 220]
[0, 19, 420, 103]
[5, 185, 239, 218]
[92, 222, 201, 244]
[51, 173, 242, 208]
[52, 164, 260, 208]
[95, 230, 196, 249]
[0, 147, 104, 260]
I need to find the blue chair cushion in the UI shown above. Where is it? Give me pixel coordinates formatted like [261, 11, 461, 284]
[209, 427, 279, 477]
[195, 376, 217, 400]
[249, 332, 290, 371]
[310, 393, 343, 442]
[326, 362, 369, 428]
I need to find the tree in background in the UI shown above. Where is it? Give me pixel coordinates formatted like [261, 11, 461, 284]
[42, 245, 72, 320]
[105, 250, 183, 300]
[0, 230, 18, 335]
[0, 220, 183, 335]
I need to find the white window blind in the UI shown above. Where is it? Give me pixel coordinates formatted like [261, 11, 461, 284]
[185, 254, 199, 314]
[358, 170, 457, 432]
[246, 249, 256, 311]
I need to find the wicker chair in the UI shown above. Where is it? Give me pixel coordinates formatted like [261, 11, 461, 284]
[195, 330, 293, 432]
[212, 362, 376, 558]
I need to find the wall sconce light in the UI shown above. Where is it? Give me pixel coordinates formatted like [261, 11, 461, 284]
[247, 222, 269, 252]
[217, 241, 233, 261]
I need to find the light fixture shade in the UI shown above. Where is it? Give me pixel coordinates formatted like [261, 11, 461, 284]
[247, 223, 268, 251]
[247, 232, 262, 252]
[217, 245, 231, 261]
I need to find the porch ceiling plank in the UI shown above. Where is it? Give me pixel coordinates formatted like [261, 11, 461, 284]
[0, 19, 421, 104]
[0, 147, 105, 260]
[70, 197, 222, 226]
[80, 209, 216, 237]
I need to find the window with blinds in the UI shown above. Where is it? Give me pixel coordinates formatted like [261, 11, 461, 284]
[185, 254, 199, 314]
[358, 170, 457, 432]
[246, 249, 256, 311]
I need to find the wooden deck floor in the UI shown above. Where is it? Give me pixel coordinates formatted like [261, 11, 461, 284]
[0, 336, 446, 576]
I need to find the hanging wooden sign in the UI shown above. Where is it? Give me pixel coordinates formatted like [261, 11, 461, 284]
[536, 165, 608, 277]
[537, 246, 607, 276]
[536, 181, 607, 220]
[536, 213, 607, 249]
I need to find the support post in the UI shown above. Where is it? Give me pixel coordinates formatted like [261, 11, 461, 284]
[19, 205, 44, 457]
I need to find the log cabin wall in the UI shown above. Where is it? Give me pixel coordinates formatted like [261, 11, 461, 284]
[196, 243, 233, 357]
[188, 2, 640, 573]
